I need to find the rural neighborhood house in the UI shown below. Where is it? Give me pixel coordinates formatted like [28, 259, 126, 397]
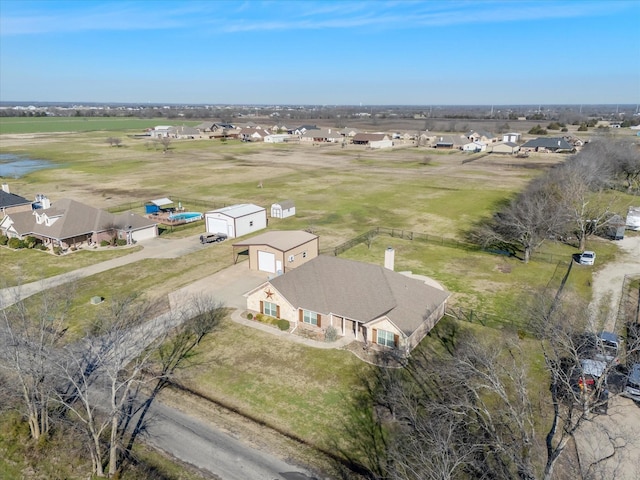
[245, 254, 450, 355]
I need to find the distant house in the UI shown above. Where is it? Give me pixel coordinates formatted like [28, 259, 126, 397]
[434, 135, 466, 149]
[0, 197, 158, 250]
[195, 122, 215, 132]
[232, 230, 318, 274]
[204, 204, 267, 238]
[244, 254, 450, 356]
[170, 125, 201, 139]
[520, 137, 575, 153]
[0, 183, 32, 217]
[491, 142, 521, 155]
[270, 200, 295, 218]
[467, 130, 496, 143]
[300, 128, 342, 143]
[352, 133, 393, 149]
[288, 125, 318, 135]
[462, 141, 487, 152]
[339, 127, 359, 137]
[238, 128, 272, 142]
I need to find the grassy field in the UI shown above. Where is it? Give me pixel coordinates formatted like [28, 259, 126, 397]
[1, 120, 637, 474]
[0, 116, 199, 134]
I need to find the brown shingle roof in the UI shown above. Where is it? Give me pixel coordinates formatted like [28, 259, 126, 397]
[270, 255, 449, 335]
[233, 230, 316, 251]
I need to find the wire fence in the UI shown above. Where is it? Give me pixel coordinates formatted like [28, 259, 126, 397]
[321, 226, 564, 264]
[107, 197, 232, 214]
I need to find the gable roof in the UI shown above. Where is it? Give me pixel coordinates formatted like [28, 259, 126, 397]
[207, 203, 265, 218]
[0, 189, 32, 209]
[352, 133, 388, 142]
[272, 199, 295, 209]
[269, 255, 449, 335]
[233, 230, 317, 251]
[4, 198, 155, 240]
[521, 137, 574, 150]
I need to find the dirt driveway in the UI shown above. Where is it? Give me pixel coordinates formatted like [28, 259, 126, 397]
[589, 235, 640, 332]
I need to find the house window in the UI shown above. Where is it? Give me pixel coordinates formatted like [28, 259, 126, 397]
[377, 329, 396, 348]
[264, 301, 277, 317]
[303, 310, 318, 326]
[249, 221, 254, 227]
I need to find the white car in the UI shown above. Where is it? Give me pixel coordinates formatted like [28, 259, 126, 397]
[578, 251, 596, 265]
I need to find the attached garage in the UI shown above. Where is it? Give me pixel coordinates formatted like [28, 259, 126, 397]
[130, 226, 157, 242]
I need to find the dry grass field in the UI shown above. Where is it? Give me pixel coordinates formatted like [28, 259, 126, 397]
[2, 118, 637, 477]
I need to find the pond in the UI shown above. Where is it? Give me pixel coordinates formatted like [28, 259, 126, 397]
[0, 153, 56, 178]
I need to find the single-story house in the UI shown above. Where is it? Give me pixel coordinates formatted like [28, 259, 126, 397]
[245, 254, 450, 355]
[434, 135, 466, 149]
[520, 137, 575, 153]
[300, 128, 342, 143]
[238, 128, 272, 142]
[270, 200, 295, 219]
[288, 125, 318, 135]
[1, 183, 32, 217]
[169, 125, 201, 139]
[351, 133, 393, 149]
[340, 127, 359, 137]
[0, 198, 158, 249]
[232, 230, 318, 274]
[462, 141, 487, 152]
[491, 142, 521, 155]
[467, 130, 496, 143]
[204, 204, 267, 239]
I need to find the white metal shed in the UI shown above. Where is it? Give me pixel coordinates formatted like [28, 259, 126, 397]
[204, 204, 266, 239]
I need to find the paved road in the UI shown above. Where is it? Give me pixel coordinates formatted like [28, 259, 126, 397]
[1, 235, 323, 479]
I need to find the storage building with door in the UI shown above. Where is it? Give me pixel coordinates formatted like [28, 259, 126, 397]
[204, 204, 266, 239]
[232, 230, 318, 274]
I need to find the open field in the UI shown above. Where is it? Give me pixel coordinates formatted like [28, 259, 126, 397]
[0, 116, 199, 134]
[2, 119, 638, 475]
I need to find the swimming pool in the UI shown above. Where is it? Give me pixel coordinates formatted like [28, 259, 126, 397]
[167, 212, 203, 223]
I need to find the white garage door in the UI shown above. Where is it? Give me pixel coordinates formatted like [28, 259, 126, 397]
[131, 227, 156, 243]
[207, 217, 228, 235]
[257, 250, 276, 273]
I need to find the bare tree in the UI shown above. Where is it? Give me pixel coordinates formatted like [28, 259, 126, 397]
[471, 178, 562, 262]
[53, 293, 224, 477]
[157, 136, 172, 153]
[0, 284, 75, 440]
[554, 154, 617, 251]
[105, 137, 122, 147]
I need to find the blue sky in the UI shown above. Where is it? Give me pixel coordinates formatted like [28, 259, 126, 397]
[1, 0, 639, 105]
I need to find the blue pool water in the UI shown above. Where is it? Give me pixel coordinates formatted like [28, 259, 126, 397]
[167, 212, 203, 222]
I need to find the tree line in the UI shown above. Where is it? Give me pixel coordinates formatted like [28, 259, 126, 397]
[471, 138, 640, 262]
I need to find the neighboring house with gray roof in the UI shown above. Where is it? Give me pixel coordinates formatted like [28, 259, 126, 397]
[0, 198, 158, 250]
[299, 128, 342, 143]
[466, 130, 496, 143]
[0, 183, 32, 217]
[232, 230, 318, 274]
[245, 255, 450, 355]
[520, 137, 575, 153]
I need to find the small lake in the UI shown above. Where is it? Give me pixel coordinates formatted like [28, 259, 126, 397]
[0, 153, 56, 178]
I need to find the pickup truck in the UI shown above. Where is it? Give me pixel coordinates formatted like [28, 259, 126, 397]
[200, 233, 227, 244]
